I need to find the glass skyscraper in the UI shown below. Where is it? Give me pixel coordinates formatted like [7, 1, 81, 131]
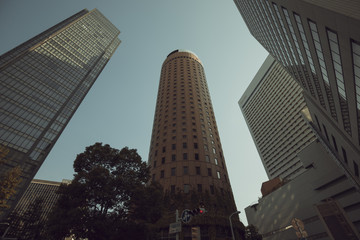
[0, 8, 120, 219]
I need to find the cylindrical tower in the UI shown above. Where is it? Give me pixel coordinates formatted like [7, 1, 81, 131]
[148, 50, 242, 239]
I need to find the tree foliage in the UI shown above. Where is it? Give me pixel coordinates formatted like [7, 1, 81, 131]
[7, 197, 47, 240]
[46, 143, 164, 240]
[0, 144, 22, 214]
[245, 224, 262, 240]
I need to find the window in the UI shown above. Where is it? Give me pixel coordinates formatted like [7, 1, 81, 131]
[196, 167, 201, 175]
[341, 147, 348, 163]
[171, 185, 175, 194]
[162, 147, 166, 153]
[309, 20, 330, 86]
[194, 143, 198, 149]
[214, 158, 218, 165]
[183, 166, 189, 175]
[213, 148, 216, 154]
[207, 168, 212, 176]
[172, 154, 176, 161]
[354, 161, 359, 177]
[183, 142, 187, 148]
[217, 171, 221, 179]
[195, 153, 199, 160]
[153, 161, 157, 168]
[210, 185, 214, 195]
[162, 157, 165, 164]
[197, 184, 202, 193]
[184, 184, 190, 193]
[152, 174, 155, 181]
[331, 135, 338, 152]
[172, 144, 176, 150]
[352, 41, 360, 110]
[171, 167, 176, 176]
[315, 115, 322, 133]
[183, 153, 188, 160]
[160, 170, 164, 178]
[322, 124, 329, 141]
[327, 30, 346, 99]
[205, 155, 210, 162]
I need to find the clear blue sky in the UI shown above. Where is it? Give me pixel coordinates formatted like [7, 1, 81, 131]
[0, 0, 268, 224]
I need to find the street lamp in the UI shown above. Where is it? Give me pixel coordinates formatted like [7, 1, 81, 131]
[229, 210, 241, 240]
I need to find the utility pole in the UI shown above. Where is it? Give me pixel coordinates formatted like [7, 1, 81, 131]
[229, 211, 241, 240]
[176, 210, 180, 240]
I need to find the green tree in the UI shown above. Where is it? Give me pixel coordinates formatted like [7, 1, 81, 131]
[245, 224, 262, 240]
[46, 143, 164, 240]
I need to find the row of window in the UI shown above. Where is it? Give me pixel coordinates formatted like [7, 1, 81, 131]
[153, 167, 226, 181]
[153, 152, 220, 166]
[314, 114, 359, 178]
[169, 184, 229, 195]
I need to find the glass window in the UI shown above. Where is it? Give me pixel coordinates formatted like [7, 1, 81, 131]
[196, 166, 200, 175]
[184, 184, 190, 193]
[327, 30, 346, 99]
[207, 168, 212, 176]
[183, 166, 189, 175]
[197, 184, 202, 192]
[171, 167, 176, 176]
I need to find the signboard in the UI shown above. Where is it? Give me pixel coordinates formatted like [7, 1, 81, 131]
[291, 218, 307, 238]
[291, 218, 304, 231]
[169, 222, 181, 234]
[181, 209, 193, 224]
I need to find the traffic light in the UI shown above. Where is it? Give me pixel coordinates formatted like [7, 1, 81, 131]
[199, 202, 206, 214]
[191, 204, 206, 216]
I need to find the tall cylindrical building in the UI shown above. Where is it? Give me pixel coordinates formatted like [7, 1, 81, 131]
[148, 50, 242, 239]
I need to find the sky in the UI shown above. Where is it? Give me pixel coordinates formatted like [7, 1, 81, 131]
[0, 0, 269, 224]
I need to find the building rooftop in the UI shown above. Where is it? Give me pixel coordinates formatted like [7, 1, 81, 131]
[167, 49, 198, 58]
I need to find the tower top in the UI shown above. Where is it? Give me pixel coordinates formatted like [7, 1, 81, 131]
[167, 49, 199, 58]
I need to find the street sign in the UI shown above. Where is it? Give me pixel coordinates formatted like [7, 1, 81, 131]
[181, 209, 193, 224]
[291, 218, 304, 231]
[169, 222, 181, 234]
[295, 231, 308, 238]
[292, 218, 307, 238]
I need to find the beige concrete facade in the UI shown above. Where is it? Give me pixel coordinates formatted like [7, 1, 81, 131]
[245, 141, 360, 239]
[239, 55, 316, 180]
[148, 50, 240, 239]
